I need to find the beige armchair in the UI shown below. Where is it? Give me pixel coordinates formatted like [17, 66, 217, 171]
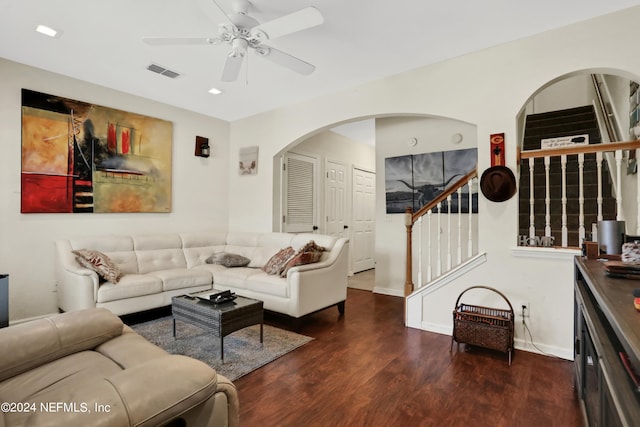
[0, 308, 239, 427]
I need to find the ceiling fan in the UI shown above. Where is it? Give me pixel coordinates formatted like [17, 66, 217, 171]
[142, 0, 323, 82]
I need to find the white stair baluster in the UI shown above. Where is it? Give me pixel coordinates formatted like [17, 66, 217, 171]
[457, 186, 462, 264]
[437, 201, 442, 276]
[417, 216, 423, 288]
[427, 209, 432, 282]
[447, 195, 452, 271]
[615, 150, 623, 221]
[529, 158, 536, 238]
[578, 153, 585, 244]
[637, 149, 640, 234]
[561, 154, 568, 247]
[596, 152, 603, 223]
[468, 178, 473, 259]
[545, 156, 551, 238]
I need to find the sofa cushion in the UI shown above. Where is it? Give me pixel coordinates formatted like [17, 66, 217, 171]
[212, 268, 261, 289]
[246, 272, 289, 298]
[97, 274, 163, 303]
[0, 308, 124, 382]
[262, 247, 295, 275]
[136, 248, 187, 274]
[73, 249, 123, 283]
[248, 233, 296, 268]
[0, 350, 123, 404]
[150, 268, 213, 292]
[180, 232, 228, 268]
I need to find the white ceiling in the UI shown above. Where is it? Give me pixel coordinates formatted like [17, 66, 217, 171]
[331, 120, 376, 146]
[2, 0, 640, 121]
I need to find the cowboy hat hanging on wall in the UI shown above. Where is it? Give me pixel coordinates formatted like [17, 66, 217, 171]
[480, 133, 517, 203]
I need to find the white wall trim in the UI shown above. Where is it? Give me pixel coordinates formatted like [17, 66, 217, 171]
[511, 246, 580, 260]
[373, 286, 404, 297]
[405, 252, 487, 328]
[418, 322, 574, 360]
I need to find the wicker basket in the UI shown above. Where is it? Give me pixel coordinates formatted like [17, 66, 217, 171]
[451, 285, 515, 365]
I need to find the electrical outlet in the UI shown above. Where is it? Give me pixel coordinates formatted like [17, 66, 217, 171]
[520, 303, 530, 318]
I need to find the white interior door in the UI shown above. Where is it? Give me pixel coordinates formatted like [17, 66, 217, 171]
[325, 161, 348, 238]
[352, 168, 376, 273]
[283, 153, 318, 233]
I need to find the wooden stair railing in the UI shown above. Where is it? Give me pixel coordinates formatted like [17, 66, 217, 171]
[405, 169, 478, 296]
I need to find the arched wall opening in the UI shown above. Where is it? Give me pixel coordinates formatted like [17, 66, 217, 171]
[271, 113, 478, 289]
[514, 68, 640, 243]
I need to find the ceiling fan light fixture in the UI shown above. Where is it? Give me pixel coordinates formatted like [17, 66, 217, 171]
[230, 38, 248, 57]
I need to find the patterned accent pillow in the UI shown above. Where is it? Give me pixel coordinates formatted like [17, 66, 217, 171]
[73, 249, 123, 283]
[279, 241, 326, 277]
[298, 240, 326, 253]
[206, 252, 251, 267]
[262, 246, 295, 275]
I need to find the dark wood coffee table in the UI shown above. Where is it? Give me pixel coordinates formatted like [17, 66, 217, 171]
[171, 291, 264, 361]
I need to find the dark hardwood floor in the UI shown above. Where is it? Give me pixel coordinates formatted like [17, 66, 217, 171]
[235, 288, 583, 427]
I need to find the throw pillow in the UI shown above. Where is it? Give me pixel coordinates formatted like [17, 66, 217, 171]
[262, 246, 295, 275]
[298, 240, 326, 253]
[279, 241, 325, 277]
[73, 249, 123, 283]
[206, 252, 251, 267]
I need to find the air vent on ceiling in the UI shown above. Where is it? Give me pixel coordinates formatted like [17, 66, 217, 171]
[147, 63, 181, 79]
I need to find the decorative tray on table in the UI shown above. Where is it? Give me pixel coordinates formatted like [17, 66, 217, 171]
[188, 290, 237, 304]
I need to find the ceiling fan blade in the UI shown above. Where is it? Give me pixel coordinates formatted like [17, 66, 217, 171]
[251, 6, 323, 40]
[142, 37, 220, 46]
[258, 46, 315, 76]
[221, 53, 245, 82]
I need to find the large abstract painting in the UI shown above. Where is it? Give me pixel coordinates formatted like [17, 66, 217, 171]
[21, 89, 172, 213]
[385, 148, 477, 214]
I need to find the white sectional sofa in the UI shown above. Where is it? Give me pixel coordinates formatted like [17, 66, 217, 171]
[55, 232, 349, 319]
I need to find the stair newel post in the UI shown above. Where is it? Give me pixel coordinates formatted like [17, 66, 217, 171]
[404, 207, 414, 296]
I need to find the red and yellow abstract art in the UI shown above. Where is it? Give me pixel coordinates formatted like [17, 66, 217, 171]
[21, 89, 173, 213]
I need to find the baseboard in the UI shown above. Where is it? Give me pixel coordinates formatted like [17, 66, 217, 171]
[514, 337, 574, 361]
[373, 286, 404, 297]
[419, 321, 574, 360]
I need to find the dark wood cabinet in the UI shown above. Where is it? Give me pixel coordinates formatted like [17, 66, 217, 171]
[574, 257, 640, 426]
[0, 274, 7, 328]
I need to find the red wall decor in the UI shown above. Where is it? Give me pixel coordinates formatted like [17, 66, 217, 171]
[490, 133, 505, 166]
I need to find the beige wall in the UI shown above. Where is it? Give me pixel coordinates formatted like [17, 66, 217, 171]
[0, 58, 230, 321]
[227, 7, 640, 358]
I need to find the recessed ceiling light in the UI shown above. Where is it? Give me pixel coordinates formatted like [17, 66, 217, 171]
[36, 25, 62, 38]
[208, 88, 223, 95]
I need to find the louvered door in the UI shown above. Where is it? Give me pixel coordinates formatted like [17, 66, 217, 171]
[283, 153, 318, 233]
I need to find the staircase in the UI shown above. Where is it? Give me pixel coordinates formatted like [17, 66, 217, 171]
[518, 105, 617, 247]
